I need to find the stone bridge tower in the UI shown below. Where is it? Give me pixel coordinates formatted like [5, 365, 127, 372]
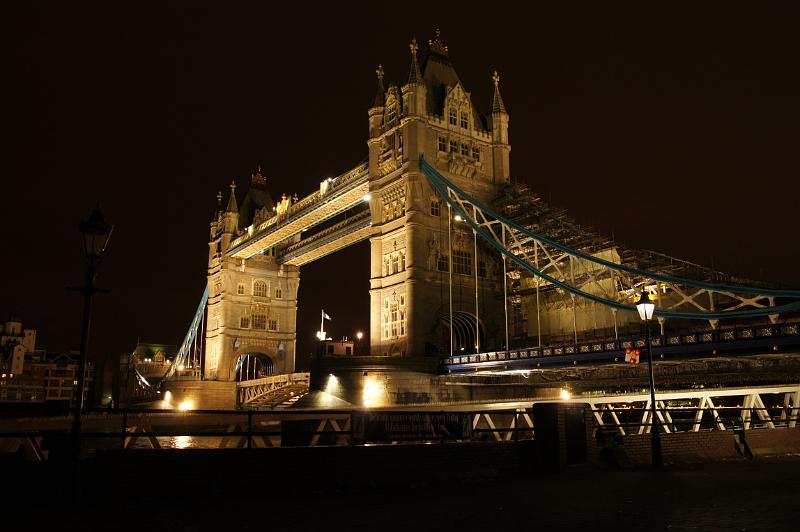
[367, 32, 511, 357]
[204, 170, 299, 381]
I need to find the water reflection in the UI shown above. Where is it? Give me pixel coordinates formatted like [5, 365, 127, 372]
[133, 436, 228, 449]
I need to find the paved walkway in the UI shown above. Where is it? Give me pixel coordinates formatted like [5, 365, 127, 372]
[13, 457, 799, 531]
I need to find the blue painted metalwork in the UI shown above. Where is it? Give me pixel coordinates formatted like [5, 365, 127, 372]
[164, 286, 208, 381]
[441, 322, 800, 373]
[419, 155, 800, 319]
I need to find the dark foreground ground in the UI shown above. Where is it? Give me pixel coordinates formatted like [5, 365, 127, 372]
[7, 456, 800, 532]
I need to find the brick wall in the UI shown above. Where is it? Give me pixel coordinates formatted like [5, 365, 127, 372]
[589, 425, 800, 467]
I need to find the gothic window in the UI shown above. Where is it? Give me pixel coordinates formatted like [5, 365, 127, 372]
[461, 143, 469, 156]
[453, 250, 472, 275]
[449, 140, 458, 153]
[253, 281, 268, 297]
[390, 304, 398, 336]
[478, 261, 487, 278]
[437, 254, 449, 272]
[240, 316, 250, 329]
[460, 112, 469, 129]
[392, 254, 399, 274]
[383, 313, 389, 338]
[237, 283, 245, 295]
[268, 319, 278, 331]
[472, 146, 480, 161]
[438, 136, 447, 152]
[400, 251, 406, 271]
[252, 314, 267, 330]
[274, 287, 282, 299]
[384, 256, 391, 276]
[431, 199, 441, 216]
[400, 310, 406, 335]
[387, 105, 397, 125]
[449, 108, 457, 125]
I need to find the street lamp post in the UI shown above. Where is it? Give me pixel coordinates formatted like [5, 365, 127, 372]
[636, 290, 662, 469]
[71, 206, 113, 453]
[355, 331, 364, 355]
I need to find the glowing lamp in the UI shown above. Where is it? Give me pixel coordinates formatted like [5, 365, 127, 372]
[635, 291, 655, 321]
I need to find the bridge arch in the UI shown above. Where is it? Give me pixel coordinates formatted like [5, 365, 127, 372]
[233, 352, 274, 382]
[438, 311, 485, 355]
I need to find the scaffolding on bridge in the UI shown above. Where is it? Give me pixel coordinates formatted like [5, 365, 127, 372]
[420, 154, 800, 354]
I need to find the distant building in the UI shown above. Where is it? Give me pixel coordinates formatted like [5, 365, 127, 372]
[118, 342, 176, 405]
[1, 316, 36, 375]
[320, 338, 355, 357]
[0, 317, 93, 410]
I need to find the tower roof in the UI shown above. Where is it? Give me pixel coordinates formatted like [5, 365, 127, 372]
[492, 71, 508, 114]
[420, 30, 462, 117]
[237, 167, 275, 229]
[407, 38, 423, 85]
[226, 180, 238, 213]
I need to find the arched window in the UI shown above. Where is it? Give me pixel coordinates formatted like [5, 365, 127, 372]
[253, 281, 268, 297]
[449, 108, 457, 125]
[252, 314, 267, 329]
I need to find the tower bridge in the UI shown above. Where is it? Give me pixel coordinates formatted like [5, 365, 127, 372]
[152, 32, 800, 410]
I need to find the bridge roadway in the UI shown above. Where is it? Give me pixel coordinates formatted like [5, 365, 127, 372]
[442, 320, 800, 374]
[227, 163, 369, 260]
[278, 208, 371, 266]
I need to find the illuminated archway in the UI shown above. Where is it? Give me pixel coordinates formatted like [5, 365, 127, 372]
[438, 311, 485, 355]
[234, 352, 274, 382]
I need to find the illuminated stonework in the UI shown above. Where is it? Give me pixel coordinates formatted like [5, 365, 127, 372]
[366, 34, 510, 356]
[205, 180, 299, 381]
[212, 33, 512, 372]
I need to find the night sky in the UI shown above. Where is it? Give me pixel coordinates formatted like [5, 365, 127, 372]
[6, 3, 799, 370]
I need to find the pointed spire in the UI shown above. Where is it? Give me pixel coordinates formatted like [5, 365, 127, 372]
[373, 64, 385, 108]
[407, 37, 422, 84]
[492, 70, 507, 114]
[226, 180, 238, 212]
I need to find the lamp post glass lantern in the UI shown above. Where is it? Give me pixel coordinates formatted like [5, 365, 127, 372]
[635, 290, 662, 469]
[636, 291, 655, 321]
[81, 206, 113, 261]
[72, 205, 113, 452]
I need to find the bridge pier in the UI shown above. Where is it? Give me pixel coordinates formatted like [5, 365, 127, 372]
[161, 380, 236, 410]
[308, 355, 561, 408]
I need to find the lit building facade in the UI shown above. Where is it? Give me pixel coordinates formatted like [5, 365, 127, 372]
[205, 169, 300, 381]
[366, 33, 510, 357]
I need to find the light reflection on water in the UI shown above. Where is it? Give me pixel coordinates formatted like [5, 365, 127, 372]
[133, 436, 229, 449]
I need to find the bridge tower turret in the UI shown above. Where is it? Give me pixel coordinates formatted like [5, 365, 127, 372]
[490, 71, 511, 183]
